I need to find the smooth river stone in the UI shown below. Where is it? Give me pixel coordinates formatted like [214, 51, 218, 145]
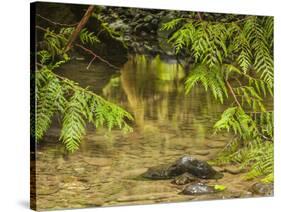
[180, 183, 217, 195]
[222, 165, 246, 175]
[250, 183, 273, 196]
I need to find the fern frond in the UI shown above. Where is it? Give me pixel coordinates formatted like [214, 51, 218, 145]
[60, 90, 87, 152]
[214, 107, 260, 140]
[35, 67, 133, 152]
[244, 16, 274, 87]
[162, 15, 274, 182]
[233, 86, 265, 112]
[160, 18, 185, 31]
[185, 64, 228, 103]
[35, 68, 66, 140]
[79, 28, 100, 45]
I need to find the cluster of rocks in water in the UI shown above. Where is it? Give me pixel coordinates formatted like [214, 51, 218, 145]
[141, 155, 224, 195]
[141, 155, 273, 196]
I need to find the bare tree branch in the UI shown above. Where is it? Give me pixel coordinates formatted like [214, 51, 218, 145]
[37, 14, 79, 27]
[75, 44, 119, 69]
[64, 5, 95, 53]
[226, 79, 241, 107]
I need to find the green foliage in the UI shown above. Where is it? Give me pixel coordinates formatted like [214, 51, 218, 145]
[36, 67, 133, 152]
[214, 139, 273, 183]
[233, 86, 265, 111]
[214, 184, 227, 191]
[214, 107, 259, 140]
[43, 28, 68, 58]
[214, 107, 273, 141]
[79, 28, 100, 45]
[35, 25, 132, 152]
[185, 64, 228, 103]
[163, 16, 273, 86]
[160, 18, 185, 31]
[162, 15, 274, 181]
[244, 17, 273, 86]
[40, 27, 99, 61]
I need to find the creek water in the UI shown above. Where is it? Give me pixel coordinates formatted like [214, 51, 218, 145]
[34, 55, 261, 210]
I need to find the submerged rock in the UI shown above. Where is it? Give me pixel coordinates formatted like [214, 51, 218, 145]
[250, 183, 273, 196]
[171, 173, 198, 185]
[174, 156, 224, 179]
[141, 164, 181, 179]
[222, 165, 246, 175]
[180, 182, 217, 195]
[141, 155, 223, 180]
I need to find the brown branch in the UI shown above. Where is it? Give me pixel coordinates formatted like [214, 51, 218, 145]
[64, 5, 95, 53]
[75, 44, 119, 69]
[36, 25, 47, 32]
[36, 14, 79, 27]
[226, 79, 241, 107]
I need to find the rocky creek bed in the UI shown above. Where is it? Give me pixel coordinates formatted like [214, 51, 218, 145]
[33, 130, 272, 210]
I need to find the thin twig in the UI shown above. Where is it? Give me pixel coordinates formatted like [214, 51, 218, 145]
[86, 56, 96, 70]
[36, 62, 44, 68]
[36, 25, 47, 32]
[226, 79, 241, 107]
[75, 44, 119, 69]
[36, 14, 79, 27]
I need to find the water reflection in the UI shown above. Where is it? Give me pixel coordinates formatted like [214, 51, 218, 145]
[103, 54, 224, 137]
[36, 55, 236, 210]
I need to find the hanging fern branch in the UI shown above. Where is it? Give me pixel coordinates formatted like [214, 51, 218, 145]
[185, 64, 228, 103]
[35, 67, 133, 152]
[162, 15, 274, 182]
[162, 15, 273, 77]
[34, 8, 133, 152]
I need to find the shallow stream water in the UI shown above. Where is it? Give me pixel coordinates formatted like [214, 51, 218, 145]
[34, 55, 263, 210]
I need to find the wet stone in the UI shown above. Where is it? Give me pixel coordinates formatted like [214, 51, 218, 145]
[222, 166, 245, 175]
[142, 155, 224, 180]
[171, 173, 198, 185]
[250, 183, 273, 196]
[180, 183, 218, 195]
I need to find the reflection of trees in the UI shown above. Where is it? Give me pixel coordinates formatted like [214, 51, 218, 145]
[103, 55, 226, 136]
[120, 57, 145, 129]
